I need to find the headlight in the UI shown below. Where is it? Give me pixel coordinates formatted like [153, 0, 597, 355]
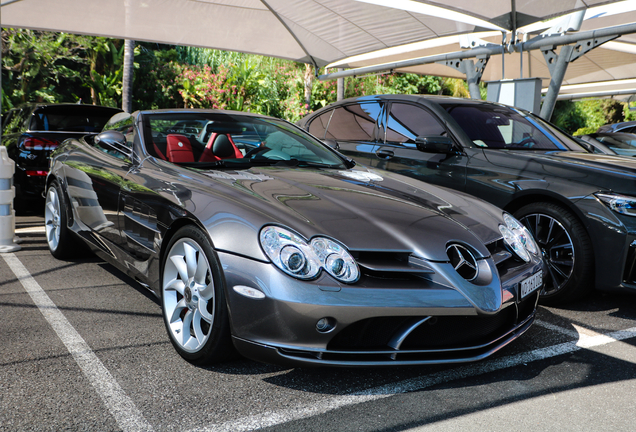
[499, 213, 540, 262]
[259, 226, 360, 283]
[595, 193, 636, 216]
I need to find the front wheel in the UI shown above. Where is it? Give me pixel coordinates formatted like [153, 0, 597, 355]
[161, 225, 234, 365]
[44, 180, 81, 259]
[514, 202, 594, 305]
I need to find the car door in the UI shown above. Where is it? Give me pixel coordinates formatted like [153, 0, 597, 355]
[379, 102, 468, 191]
[321, 101, 385, 166]
[62, 130, 133, 251]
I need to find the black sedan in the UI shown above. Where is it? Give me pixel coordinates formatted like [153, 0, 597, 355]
[578, 132, 636, 157]
[1, 103, 122, 211]
[298, 95, 636, 305]
[45, 109, 543, 367]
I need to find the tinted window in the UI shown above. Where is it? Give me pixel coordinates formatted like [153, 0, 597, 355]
[325, 102, 383, 141]
[385, 103, 446, 144]
[31, 106, 120, 132]
[445, 104, 571, 150]
[307, 110, 333, 139]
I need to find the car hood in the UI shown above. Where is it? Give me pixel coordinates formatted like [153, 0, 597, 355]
[194, 165, 505, 261]
[483, 150, 636, 191]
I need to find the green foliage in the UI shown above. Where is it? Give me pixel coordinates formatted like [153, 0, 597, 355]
[552, 99, 629, 135]
[0, 30, 514, 124]
[1, 29, 89, 108]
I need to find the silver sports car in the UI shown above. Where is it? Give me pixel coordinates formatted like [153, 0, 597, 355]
[45, 109, 544, 367]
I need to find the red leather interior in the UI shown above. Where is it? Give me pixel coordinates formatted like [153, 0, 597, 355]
[166, 134, 195, 163]
[199, 133, 243, 162]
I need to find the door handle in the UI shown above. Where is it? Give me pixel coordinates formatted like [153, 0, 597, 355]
[376, 149, 394, 159]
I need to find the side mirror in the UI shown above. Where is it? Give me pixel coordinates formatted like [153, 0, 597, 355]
[415, 136, 454, 154]
[94, 130, 132, 158]
[323, 139, 340, 150]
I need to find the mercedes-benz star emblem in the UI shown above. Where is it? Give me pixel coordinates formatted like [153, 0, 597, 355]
[446, 244, 478, 281]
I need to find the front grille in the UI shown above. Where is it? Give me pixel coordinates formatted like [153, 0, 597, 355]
[327, 307, 517, 352]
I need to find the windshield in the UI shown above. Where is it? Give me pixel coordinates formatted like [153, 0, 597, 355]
[590, 133, 636, 156]
[443, 104, 586, 152]
[142, 112, 346, 169]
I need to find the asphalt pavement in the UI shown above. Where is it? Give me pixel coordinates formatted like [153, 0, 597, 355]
[1, 213, 635, 432]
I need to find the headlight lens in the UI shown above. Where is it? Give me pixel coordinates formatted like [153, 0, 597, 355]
[499, 213, 540, 262]
[595, 193, 636, 216]
[260, 226, 320, 279]
[259, 226, 360, 283]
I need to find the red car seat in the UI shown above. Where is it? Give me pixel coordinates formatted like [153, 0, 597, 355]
[199, 133, 243, 162]
[166, 134, 195, 163]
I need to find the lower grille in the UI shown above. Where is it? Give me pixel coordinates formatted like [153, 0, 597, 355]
[326, 290, 539, 353]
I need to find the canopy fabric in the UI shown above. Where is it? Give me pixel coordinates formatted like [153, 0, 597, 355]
[328, 34, 636, 88]
[0, 0, 625, 68]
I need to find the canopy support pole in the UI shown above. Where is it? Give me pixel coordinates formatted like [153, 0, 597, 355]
[437, 56, 489, 99]
[539, 33, 619, 120]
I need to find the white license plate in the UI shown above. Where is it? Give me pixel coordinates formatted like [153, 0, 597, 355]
[521, 270, 543, 298]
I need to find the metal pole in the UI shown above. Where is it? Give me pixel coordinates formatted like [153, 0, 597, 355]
[319, 22, 636, 81]
[464, 60, 481, 99]
[539, 45, 574, 120]
[337, 68, 345, 101]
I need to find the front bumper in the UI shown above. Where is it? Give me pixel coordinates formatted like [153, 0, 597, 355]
[218, 250, 542, 367]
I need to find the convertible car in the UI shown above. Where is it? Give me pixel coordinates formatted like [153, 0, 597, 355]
[45, 109, 543, 367]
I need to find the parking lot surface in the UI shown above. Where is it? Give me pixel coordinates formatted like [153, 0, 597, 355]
[1, 214, 635, 432]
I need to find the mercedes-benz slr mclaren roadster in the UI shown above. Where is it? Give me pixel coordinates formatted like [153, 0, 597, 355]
[45, 109, 544, 367]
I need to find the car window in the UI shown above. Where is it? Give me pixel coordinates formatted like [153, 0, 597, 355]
[324, 102, 383, 141]
[307, 110, 333, 139]
[385, 103, 447, 144]
[444, 104, 581, 151]
[143, 112, 347, 169]
[31, 106, 118, 132]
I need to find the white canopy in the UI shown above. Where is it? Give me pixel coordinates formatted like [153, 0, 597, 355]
[0, 0, 624, 68]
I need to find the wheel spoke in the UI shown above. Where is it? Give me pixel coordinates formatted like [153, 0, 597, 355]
[181, 309, 194, 346]
[194, 253, 208, 285]
[169, 298, 187, 324]
[198, 297, 214, 323]
[192, 310, 207, 343]
[170, 254, 189, 282]
[184, 242, 198, 280]
[164, 277, 185, 296]
[520, 211, 575, 297]
[46, 200, 57, 217]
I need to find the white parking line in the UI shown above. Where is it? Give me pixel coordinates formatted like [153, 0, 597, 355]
[188, 322, 636, 432]
[2, 253, 154, 432]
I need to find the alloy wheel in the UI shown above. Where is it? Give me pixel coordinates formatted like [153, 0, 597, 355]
[162, 238, 216, 353]
[518, 213, 574, 297]
[44, 186, 61, 252]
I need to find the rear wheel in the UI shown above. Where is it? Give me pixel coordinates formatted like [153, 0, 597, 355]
[514, 202, 594, 305]
[44, 180, 81, 259]
[161, 225, 234, 364]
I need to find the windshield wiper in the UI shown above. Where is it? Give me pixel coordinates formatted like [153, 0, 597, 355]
[278, 159, 343, 169]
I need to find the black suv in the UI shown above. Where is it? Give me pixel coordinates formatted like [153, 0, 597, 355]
[2, 103, 122, 211]
[299, 95, 636, 304]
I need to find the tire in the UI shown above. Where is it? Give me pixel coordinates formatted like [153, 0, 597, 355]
[44, 180, 81, 259]
[161, 225, 234, 365]
[514, 202, 594, 305]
